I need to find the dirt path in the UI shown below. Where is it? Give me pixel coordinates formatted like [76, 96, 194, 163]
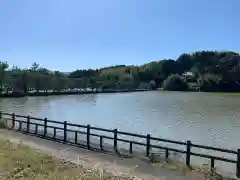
[0, 129, 203, 180]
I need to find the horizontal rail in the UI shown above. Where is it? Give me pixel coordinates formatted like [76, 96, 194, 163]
[3, 113, 45, 122]
[46, 125, 64, 130]
[15, 114, 28, 118]
[151, 144, 186, 154]
[89, 133, 114, 140]
[117, 138, 146, 146]
[190, 152, 237, 164]
[150, 136, 187, 145]
[66, 128, 86, 135]
[15, 119, 27, 123]
[2, 112, 12, 116]
[191, 143, 237, 154]
[90, 126, 114, 133]
[28, 117, 44, 122]
[117, 130, 147, 138]
[47, 119, 64, 124]
[67, 122, 87, 128]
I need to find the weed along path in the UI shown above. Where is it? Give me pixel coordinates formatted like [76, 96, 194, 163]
[0, 129, 203, 180]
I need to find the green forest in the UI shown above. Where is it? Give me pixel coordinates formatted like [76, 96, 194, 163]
[0, 50, 240, 94]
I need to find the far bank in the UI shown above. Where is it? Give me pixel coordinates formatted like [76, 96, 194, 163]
[0, 88, 151, 98]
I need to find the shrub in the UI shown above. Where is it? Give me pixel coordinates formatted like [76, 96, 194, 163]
[149, 80, 157, 90]
[163, 74, 188, 91]
[198, 73, 221, 92]
[137, 82, 150, 89]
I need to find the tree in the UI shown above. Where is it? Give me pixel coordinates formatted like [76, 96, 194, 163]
[7, 66, 30, 93]
[51, 71, 66, 92]
[68, 69, 99, 78]
[38, 68, 50, 75]
[1, 50, 240, 94]
[159, 60, 179, 79]
[0, 61, 9, 92]
[74, 78, 88, 91]
[30, 62, 40, 72]
[198, 74, 222, 92]
[163, 74, 188, 91]
[33, 73, 43, 92]
[89, 77, 97, 91]
[176, 53, 194, 74]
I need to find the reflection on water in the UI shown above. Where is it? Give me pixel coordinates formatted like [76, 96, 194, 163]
[1, 91, 240, 176]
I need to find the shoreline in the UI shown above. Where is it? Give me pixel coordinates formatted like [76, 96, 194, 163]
[0, 129, 203, 180]
[0, 89, 151, 98]
[1, 116, 237, 179]
[0, 128, 234, 179]
[1, 87, 240, 99]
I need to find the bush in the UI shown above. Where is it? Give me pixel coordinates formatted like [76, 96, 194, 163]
[198, 73, 240, 92]
[149, 80, 157, 90]
[218, 81, 240, 92]
[163, 74, 188, 91]
[137, 82, 150, 89]
[198, 73, 221, 92]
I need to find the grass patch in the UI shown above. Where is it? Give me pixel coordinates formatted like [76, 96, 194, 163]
[0, 119, 7, 129]
[151, 160, 236, 180]
[213, 92, 240, 96]
[149, 152, 236, 180]
[0, 139, 137, 180]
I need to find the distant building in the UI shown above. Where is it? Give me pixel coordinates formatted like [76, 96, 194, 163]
[182, 71, 194, 77]
[181, 71, 199, 91]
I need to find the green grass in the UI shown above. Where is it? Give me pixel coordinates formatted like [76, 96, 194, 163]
[0, 140, 136, 180]
[215, 93, 240, 96]
[0, 119, 7, 129]
[150, 156, 235, 180]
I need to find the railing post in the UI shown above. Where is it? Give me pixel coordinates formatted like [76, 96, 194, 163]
[236, 149, 240, 178]
[114, 129, 118, 152]
[63, 121, 67, 142]
[19, 122, 22, 131]
[146, 134, 150, 157]
[100, 136, 103, 150]
[165, 149, 169, 162]
[26, 116, 30, 133]
[43, 118, 47, 137]
[129, 142, 133, 154]
[12, 113, 15, 129]
[35, 124, 38, 134]
[75, 131, 78, 144]
[186, 140, 191, 167]
[53, 128, 56, 139]
[87, 124, 90, 149]
[210, 158, 215, 170]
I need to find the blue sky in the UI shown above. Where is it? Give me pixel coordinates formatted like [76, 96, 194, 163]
[0, 0, 238, 71]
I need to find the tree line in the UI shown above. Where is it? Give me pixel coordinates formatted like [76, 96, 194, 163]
[0, 50, 240, 94]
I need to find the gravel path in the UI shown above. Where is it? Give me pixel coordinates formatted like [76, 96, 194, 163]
[0, 129, 203, 180]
